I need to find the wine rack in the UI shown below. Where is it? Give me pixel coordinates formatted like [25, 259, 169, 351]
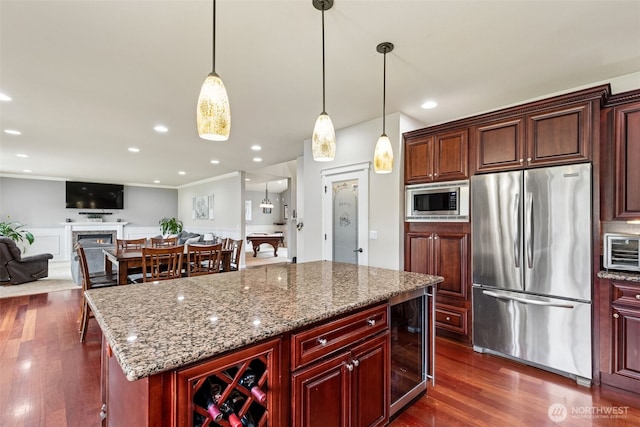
[176, 339, 280, 427]
[192, 356, 269, 427]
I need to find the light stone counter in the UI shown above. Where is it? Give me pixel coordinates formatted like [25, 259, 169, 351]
[86, 260, 442, 381]
[597, 270, 640, 283]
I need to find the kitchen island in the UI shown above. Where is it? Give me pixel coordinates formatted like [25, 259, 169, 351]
[87, 261, 442, 427]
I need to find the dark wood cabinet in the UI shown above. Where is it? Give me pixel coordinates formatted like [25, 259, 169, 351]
[405, 129, 468, 184]
[291, 305, 390, 427]
[599, 278, 640, 394]
[473, 101, 594, 173]
[405, 223, 471, 343]
[613, 100, 640, 219]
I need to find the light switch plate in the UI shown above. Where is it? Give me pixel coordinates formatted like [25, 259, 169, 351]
[369, 230, 378, 240]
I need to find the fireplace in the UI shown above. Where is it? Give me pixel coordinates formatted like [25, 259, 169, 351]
[72, 230, 117, 246]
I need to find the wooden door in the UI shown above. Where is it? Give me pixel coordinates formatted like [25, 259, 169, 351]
[405, 232, 434, 274]
[351, 333, 390, 427]
[612, 306, 640, 382]
[292, 352, 351, 427]
[432, 129, 469, 181]
[473, 118, 525, 173]
[405, 137, 433, 183]
[432, 232, 469, 300]
[526, 102, 592, 167]
[614, 102, 640, 219]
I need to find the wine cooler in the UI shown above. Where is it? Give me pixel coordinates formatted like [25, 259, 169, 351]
[389, 287, 435, 416]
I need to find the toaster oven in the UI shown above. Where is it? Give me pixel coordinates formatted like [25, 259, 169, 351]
[603, 233, 640, 272]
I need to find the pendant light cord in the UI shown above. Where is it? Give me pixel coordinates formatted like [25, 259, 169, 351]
[382, 49, 386, 135]
[321, 6, 326, 114]
[212, 0, 216, 72]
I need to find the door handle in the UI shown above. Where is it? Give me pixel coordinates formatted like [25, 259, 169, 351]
[525, 192, 533, 269]
[353, 248, 363, 253]
[514, 194, 520, 268]
[482, 290, 574, 309]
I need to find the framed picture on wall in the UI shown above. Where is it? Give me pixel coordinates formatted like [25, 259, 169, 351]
[245, 200, 252, 221]
[193, 195, 214, 220]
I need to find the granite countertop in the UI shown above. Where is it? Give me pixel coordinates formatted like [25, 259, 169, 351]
[597, 270, 640, 283]
[86, 260, 442, 381]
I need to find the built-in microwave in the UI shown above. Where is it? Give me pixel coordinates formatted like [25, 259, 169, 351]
[603, 233, 640, 272]
[405, 180, 469, 222]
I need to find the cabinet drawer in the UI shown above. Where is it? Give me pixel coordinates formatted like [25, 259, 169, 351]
[291, 304, 388, 371]
[612, 281, 640, 308]
[435, 305, 468, 334]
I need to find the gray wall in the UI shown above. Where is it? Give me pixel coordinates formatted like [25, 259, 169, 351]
[0, 177, 178, 227]
[245, 190, 287, 226]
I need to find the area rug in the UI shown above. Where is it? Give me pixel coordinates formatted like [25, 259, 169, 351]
[0, 261, 79, 299]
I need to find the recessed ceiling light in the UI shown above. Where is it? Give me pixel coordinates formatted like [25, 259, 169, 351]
[128, 147, 140, 153]
[210, 159, 220, 164]
[153, 180, 160, 184]
[421, 100, 438, 109]
[178, 171, 186, 175]
[0, 93, 12, 101]
[23, 169, 32, 173]
[278, 180, 283, 184]
[245, 178, 251, 181]
[4, 129, 21, 135]
[251, 145, 262, 151]
[154, 125, 168, 133]
[16, 153, 28, 158]
[253, 157, 262, 162]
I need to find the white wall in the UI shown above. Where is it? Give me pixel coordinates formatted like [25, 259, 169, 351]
[300, 113, 424, 270]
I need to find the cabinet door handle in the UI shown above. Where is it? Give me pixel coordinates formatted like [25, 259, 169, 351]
[434, 235, 439, 240]
[434, 173, 438, 177]
[428, 173, 433, 177]
[613, 313, 619, 319]
[345, 363, 354, 372]
[519, 158, 524, 163]
[367, 319, 376, 327]
[527, 157, 532, 162]
[318, 338, 327, 346]
[352, 359, 360, 367]
[635, 294, 640, 300]
[446, 316, 451, 321]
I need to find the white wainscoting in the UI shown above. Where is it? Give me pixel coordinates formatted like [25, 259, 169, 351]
[22, 227, 65, 261]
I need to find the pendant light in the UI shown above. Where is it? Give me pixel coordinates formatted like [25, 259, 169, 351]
[197, 0, 231, 141]
[311, 0, 336, 162]
[260, 182, 274, 209]
[373, 42, 394, 174]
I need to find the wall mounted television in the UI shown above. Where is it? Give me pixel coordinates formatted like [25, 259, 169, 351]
[65, 181, 124, 209]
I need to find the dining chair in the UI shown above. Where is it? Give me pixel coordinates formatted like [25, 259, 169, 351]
[116, 238, 146, 251]
[139, 245, 184, 282]
[187, 244, 223, 276]
[229, 239, 243, 271]
[76, 244, 118, 342]
[150, 236, 178, 248]
[221, 237, 232, 249]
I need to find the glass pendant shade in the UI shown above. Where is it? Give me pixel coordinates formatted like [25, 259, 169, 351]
[197, 72, 231, 141]
[374, 134, 394, 173]
[312, 112, 336, 161]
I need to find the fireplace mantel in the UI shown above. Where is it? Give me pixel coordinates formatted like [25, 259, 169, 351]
[62, 222, 128, 259]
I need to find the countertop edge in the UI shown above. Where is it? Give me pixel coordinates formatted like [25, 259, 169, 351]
[597, 270, 640, 283]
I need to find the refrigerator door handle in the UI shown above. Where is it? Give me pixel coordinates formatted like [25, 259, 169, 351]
[525, 192, 534, 269]
[513, 193, 520, 268]
[482, 290, 575, 309]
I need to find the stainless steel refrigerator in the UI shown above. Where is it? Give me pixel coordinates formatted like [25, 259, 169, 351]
[471, 163, 592, 385]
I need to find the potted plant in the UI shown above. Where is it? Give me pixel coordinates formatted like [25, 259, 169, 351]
[0, 215, 35, 249]
[159, 217, 183, 235]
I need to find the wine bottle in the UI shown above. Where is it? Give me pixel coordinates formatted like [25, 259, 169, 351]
[219, 397, 242, 427]
[238, 368, 267, 403]
[194, 382, 223, 422]
[228, 390, 256, 427]
[193, 412, 207, 427]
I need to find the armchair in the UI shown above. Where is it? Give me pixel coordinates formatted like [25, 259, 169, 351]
[0, 237, 53, 285]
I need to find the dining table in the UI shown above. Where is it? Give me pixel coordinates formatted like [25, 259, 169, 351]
[103, 245, 233, 285]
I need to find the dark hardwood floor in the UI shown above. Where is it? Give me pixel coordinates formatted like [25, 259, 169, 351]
[1, 289, 639, 426]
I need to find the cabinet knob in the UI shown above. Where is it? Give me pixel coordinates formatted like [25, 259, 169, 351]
[428, 173, 433, 177]
[635, 294, 640, 300]
[527, 157, 532, 162]
[352, 359, 360, 367]
[428, 236, 433, 240]
[446, 316, 451, 321]
[346, 363, 354, 372]
[613, 313, 620, 319]
[367, 319, 376, 327]
[434, 235, 439, 240]
[434, 173, 438, 177]
[519, 159, 524, 163]
[318, 338, 327, 346]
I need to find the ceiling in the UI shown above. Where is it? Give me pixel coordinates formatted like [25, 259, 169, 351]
[1, 1, 639, 190]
